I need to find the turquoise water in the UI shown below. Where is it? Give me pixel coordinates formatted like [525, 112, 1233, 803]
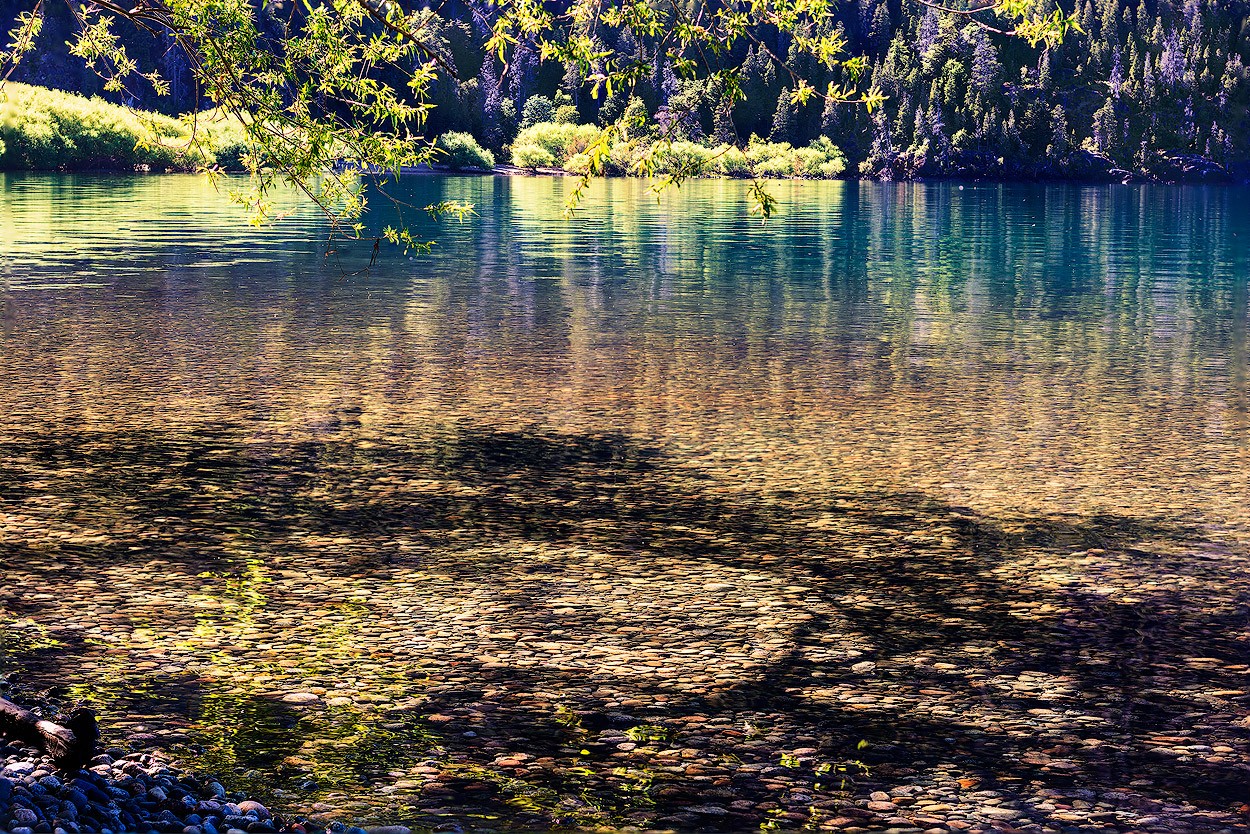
[1, 174, 1248, 830]
[5, 175, 1245, 525]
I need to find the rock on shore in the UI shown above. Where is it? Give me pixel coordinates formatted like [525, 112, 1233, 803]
[0, 732, 404, 834]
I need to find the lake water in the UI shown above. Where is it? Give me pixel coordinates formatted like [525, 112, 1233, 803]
[2, 174, 1248, 831]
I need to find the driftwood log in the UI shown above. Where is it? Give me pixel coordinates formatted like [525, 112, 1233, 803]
[0, 697, 98, 770]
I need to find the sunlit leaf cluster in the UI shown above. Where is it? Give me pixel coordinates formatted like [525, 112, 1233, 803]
[917, 0, 1081, 48]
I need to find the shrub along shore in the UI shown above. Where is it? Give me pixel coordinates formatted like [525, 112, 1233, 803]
[0, 82, 1237, 185]
[508, 121, 846, 179]
[0, 84, 247, 173]
[0, 83, 846, 181]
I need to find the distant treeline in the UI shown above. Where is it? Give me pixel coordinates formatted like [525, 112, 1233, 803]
[3, 0, 1247, 181]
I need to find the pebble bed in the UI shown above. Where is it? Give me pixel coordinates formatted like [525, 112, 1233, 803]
[3, 422, 1250, 834]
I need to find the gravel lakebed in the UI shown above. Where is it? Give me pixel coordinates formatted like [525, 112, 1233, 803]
[3, 421, 1250, 834]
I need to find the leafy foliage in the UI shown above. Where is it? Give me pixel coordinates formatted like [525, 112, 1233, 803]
[0, 81, 242, 170]
[435, 130, 494, 170]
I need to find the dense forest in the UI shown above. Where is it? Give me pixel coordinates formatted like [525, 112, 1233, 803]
[3, 0, 1248, 181]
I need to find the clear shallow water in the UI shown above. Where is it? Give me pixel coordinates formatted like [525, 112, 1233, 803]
[1, 173, 1249, 831]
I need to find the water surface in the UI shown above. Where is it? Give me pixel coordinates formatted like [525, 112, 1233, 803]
[2, 174, 1248, 831]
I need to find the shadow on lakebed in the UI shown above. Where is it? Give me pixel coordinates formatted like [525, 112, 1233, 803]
[2, 424, 1249, 832]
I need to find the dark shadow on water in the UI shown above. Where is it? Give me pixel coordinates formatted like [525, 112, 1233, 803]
[2, 424, 1249, 829]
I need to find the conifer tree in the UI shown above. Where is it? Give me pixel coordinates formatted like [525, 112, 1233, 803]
[771, 88, 797, 144]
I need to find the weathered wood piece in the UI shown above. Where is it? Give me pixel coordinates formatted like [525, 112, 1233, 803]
[0, 697, 98, 770]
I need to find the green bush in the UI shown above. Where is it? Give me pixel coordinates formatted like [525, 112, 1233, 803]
[511, 122, 602, 166]
[564, 151, 593, 175]
[521, 128, 845, 180]
[797, 136, 847, 177]
[192, 113, 249, 169]
[604, 138, 641, 175]
[653, 142, 755, 178]
[0, 83, 181, 170]
[744, 138, 793, 176]
[653, 140, 714, 175]
[553, 104, 580, 124]
[746, 135, 846, 178]
[0, 83, 250, 172]
[436, 131, 495, 170]
[711, 146, 751, 177]
[511, 143, 556, 169]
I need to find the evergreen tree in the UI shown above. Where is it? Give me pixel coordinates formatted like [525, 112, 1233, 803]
[868, 0, 892, 57]
[1092, 97, 1121, 155]
[862, 109, 897, 178]
[519, 95, 555, 130]
[770, 87, 797, 143]
[480, 58, 504, 150]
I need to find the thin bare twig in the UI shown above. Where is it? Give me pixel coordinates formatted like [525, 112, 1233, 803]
[914, 0, 1014, 36]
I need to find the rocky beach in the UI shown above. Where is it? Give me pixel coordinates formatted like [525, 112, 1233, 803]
[0, 702, 411, 834]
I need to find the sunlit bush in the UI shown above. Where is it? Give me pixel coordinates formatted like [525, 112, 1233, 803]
[553, 104, 580, 124]
[511, 143, 556, 169]
[604, 138, 641, 175]
[193, 113, 249, 169]
[651, 142, 755, 178]
[711, 146, 751, 177]
[511, 122, 603, 166]
[797, 136, 847, 177]
[564, 151, 592, 175]
[0, 83, 180, 170]
[653, 141, 714, 175]
[747, 135, 846, 178]
[436, 131, 495, 170]
[512, 123, 845, 180]
[0, 83, 249, 172]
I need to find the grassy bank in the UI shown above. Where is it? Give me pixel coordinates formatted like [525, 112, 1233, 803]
[0, 83, 246, 172]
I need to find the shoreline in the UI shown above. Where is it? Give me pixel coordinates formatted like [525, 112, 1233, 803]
[2, 163, 1246, 188]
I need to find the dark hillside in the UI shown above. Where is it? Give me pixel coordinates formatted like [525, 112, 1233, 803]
[1, 0, 1246, 180]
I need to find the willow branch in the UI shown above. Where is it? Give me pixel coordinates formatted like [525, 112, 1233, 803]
[915, 0, 1013, 35]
